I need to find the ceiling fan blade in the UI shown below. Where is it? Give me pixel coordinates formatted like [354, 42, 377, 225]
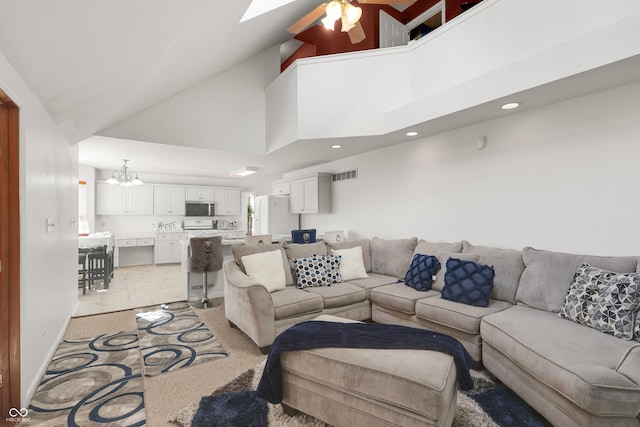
[287, 3, 328, 35]
[358, 0, 416, 4]
[348, 20, 366, 44]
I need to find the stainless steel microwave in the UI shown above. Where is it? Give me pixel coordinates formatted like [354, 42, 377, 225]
[185, 202, 215, 217]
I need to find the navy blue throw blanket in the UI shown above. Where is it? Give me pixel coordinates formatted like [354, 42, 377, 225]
[256, 320, 474, 403]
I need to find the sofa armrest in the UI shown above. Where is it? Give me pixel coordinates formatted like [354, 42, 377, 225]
[223, 260, 277, 348]
[616, 344, 640, 385]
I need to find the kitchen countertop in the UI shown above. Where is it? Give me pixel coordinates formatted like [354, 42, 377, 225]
[113, 232, 157, 239]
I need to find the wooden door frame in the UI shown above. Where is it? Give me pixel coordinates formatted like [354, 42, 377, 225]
[0, 87, 21, 419]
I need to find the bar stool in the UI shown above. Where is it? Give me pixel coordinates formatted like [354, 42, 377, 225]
[291, 229, 317, 244]
[245, 234, 272, 246]
[188, 236, 223, 309]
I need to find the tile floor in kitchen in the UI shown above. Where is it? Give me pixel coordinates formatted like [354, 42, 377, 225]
[75, 263, 185, 317]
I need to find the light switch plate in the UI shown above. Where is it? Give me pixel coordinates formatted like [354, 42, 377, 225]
[46, 218, 56, 233]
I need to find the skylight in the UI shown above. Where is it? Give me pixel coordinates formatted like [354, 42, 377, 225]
[240, 0, 297, 23]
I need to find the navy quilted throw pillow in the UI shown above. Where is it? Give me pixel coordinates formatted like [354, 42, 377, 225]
[404, 254, 441, 291]
[442, 258, 495, 307]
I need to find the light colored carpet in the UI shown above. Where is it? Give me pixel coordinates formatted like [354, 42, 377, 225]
[75, 264, 185, 317]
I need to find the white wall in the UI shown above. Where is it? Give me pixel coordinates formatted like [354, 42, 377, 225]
[98, 46, 280, 154]
[299, 80, 640, 257]
[0, 51, 78, 405]
[267, 0, 640, 145]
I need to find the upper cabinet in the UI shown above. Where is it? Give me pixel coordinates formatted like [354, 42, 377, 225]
[214, 188, 241, 216]
[289, 173, 331, 214]
[96, 183, 154, 215]
[185, 187, 215, 202]
[272, 181, 290, 196]
[154, 185, 186, 215]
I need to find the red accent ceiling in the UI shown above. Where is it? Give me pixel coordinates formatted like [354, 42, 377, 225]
[281, 0, 481, 72]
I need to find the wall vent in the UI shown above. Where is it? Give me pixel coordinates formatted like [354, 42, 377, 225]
[332, 169, 358, 182]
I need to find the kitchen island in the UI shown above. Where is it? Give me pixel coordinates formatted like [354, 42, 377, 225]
[180, 230, 245, 301]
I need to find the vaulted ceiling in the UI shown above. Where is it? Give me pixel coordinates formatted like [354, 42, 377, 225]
[1, 1, 639, 189]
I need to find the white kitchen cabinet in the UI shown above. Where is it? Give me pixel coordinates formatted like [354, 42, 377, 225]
[154, 185, 186, 215]
[271, 181, 290, 196]
[214, 188, 241, 215]
[114, 237, 155, 267]
[154, 233, 187, 264]
[96, 182, 154, 215]
[185, 187, 215, 202]
[289, 173, 331, 214]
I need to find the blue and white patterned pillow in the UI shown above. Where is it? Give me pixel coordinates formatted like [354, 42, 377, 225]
[560, 263, 640, 340]
[404, 254, 440, 291]
[441, 258, 495, 307]
[320, 254, 342, 284]
[293, 256, 330, 288]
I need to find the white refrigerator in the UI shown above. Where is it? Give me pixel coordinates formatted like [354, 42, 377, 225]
[253, 195, 299, 240]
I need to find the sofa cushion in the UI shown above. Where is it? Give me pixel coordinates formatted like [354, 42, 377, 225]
[346, 273, 399, 297]
[242, 250, 287, 292]
[370, 283, 438, 314]
[416, 296, 512, 335]
[327, 239, 371, 272]
[232, 243, 293, 286]
[481, 305, 640, 417]
[293, 255, 330, 288]
[462, 241, 524, 304]
[404, 254, 440, 291]
[370, 237, 418, 278]
[516, 247, 639, 312]
[331, 246, 368, 281]
[441, 258, 495, 307]
[304, 282, 367, 309]
[413, 239, 463, 257]
[432, 251, 480, 292]
[559, 263, 640, 340]
[271, 287, 324, 320]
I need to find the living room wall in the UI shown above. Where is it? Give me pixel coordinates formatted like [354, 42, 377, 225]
[0, 50, 78, 405]
[295, 79, 640, 257]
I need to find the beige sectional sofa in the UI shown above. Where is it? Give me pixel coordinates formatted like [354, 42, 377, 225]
[224, 237, 640, 427]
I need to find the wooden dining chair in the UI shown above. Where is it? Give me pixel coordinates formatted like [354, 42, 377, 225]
[245, 235, 273, 246]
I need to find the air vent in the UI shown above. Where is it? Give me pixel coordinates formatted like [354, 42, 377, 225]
[332, 169, 358, 182]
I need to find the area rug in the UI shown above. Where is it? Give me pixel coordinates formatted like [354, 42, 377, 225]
[28, 330, 146, 426]
[170, 360, 552, 427]
[135, 302, 228, 376]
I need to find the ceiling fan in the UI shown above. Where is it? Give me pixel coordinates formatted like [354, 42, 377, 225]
[288, 0, 416, 44]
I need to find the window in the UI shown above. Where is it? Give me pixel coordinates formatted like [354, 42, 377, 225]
[78, 180, 90, 235]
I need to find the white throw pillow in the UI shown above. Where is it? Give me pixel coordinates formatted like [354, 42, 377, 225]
[242, 250, 286, 292]
[332, 246, 368, 281]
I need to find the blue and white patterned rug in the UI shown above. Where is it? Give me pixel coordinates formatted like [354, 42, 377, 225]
[135, 302, 228, 376]
[28, 330, 146, 426]
[27, 302, 228, 426]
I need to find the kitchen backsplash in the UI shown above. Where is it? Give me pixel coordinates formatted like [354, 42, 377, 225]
[95, 215, 243, 235]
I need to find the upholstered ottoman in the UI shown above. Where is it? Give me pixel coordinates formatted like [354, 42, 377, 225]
[277, 315, 459, 427]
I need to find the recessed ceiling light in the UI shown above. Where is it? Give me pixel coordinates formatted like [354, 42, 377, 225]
[406, 131, 419, 137]
[501, 102, 520, 110]
[331, 144, 342, 149]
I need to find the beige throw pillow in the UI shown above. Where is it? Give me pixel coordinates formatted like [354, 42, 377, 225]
[242, 250, 286, 292]
[332, 246, 368, 281]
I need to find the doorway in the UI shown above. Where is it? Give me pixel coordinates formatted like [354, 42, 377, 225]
[0, 88, 21, 416]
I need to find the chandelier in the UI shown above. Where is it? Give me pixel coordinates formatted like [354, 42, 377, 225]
[105, 159, 144, 187]
[322, 0, 362, 32]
